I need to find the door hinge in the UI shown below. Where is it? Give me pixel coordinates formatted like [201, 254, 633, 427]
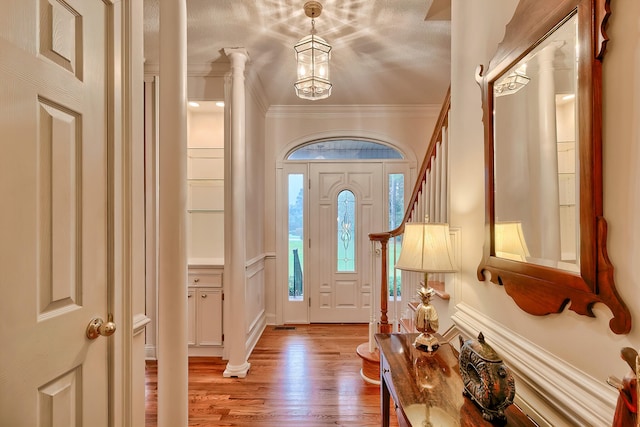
[308, 298, 311, 307]
[222, 292, 224, 301]
[308, 179, 311, 189]
[222, 333, 224, 342]
[308, 238, 311, 248]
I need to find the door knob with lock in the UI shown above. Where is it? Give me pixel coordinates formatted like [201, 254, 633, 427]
[86, 314, 117, 340]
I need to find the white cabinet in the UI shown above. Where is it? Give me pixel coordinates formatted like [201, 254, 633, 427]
[196, 288, 223, 346]
[187, 266, 223, 356]
[186, 104, 225, 356]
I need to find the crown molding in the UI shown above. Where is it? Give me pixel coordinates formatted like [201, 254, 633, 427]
[144, 62, 230, 77]
[266, 104, 440, 119]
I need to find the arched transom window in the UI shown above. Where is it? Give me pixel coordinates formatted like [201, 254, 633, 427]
[287, 139, 403, 160]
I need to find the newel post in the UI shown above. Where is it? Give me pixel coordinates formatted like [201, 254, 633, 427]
[370, 232, 392, 333]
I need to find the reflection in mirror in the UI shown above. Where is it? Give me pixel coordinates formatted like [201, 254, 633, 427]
[493, 13, 579, 273]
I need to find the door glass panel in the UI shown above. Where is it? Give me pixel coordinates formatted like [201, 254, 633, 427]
[337, 190, 356, 272]
[288, 174, 304, 301]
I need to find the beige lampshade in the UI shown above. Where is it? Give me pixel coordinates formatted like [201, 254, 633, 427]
[395, 223, 457, 273]
[495, 221, 530, 262]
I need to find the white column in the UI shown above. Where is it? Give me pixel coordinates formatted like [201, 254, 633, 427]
[223, 47, 251, 378]
[158, 0, 188, 425]
[537, 44, 562, 261]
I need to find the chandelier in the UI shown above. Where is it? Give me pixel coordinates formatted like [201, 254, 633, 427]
[294, 1, 332, 100]
[494, 64, 530, 97]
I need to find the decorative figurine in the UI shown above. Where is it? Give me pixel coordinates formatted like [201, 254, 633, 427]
[608, 347, 638, 427]
[459, 332, 515, 423]
[413, 286, 440, 352]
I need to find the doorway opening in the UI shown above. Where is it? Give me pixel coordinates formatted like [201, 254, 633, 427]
[280, 138, 410, 324]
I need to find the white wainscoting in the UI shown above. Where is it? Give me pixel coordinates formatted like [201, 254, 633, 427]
[452, 303, 616, 427]
[245, 254, 267, 358]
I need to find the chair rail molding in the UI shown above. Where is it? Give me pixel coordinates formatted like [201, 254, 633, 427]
[133, 313, 152, 336]
[452, 303, 616, 427]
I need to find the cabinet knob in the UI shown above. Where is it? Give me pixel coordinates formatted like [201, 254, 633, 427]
[201, 294, 207, 298]
[188, 294, 192, 298]
[193, 278, 200, 283]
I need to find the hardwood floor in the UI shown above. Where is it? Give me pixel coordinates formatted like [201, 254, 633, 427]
[145, 324, 398, 426]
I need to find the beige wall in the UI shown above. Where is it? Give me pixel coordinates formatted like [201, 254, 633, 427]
[450, 0, 639, 424]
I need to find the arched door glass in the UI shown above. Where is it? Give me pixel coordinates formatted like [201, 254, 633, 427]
[337, 190, 356, 272]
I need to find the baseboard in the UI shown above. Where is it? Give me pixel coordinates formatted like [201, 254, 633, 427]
[245, 312, 267, 360]
[265, 312, 276, 325]
[452, 303, 616, 427]
[145, 345, 157, 360]
[188, 346, 224, 357]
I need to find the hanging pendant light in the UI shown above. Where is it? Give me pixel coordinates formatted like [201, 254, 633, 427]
[294, 1, 332, 100]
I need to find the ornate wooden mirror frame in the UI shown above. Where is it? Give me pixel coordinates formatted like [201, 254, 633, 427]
[476, 0, 631, 334]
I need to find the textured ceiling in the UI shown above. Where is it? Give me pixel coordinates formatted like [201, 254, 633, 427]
[144, 0, 451, 106]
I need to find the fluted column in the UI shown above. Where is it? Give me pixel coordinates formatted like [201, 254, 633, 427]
[223, 47, 251, 378]
[158, 0, 188, 425]
[537, 44, 561, 261]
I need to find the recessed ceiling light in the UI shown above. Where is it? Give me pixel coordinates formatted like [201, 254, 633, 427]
[562, 94, 575, 101]
[215, 101, 225, 107]
[188, 101, 200, 107]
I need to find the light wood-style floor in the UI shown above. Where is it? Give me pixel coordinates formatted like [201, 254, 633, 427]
[145, 324, 398, 426]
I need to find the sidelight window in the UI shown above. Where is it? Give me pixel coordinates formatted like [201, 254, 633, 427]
[388, 173, 405, 297]
[288, 174, 304, 301]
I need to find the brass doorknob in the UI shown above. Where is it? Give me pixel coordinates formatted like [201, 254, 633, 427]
[86, 314, 117, 340]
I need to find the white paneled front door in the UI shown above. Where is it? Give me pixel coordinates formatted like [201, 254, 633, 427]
[0, 0, 113, 425]
[308, 163, 383, 323]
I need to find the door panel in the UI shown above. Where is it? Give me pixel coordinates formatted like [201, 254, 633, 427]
[0, 0, 110, 425]
[309, 163, 382, 323]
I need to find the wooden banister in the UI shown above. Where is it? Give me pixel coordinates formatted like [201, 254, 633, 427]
[369, 86, 451, 332]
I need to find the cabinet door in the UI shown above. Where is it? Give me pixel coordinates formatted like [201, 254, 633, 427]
[197, 289, 223, 346]
[187, 289, 196, 346]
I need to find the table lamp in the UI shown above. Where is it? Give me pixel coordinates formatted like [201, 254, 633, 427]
[494, 221, 530, 262]
[395, 222, 457, 352]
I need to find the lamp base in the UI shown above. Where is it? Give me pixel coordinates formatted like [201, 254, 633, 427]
[413, 333, 440, 353]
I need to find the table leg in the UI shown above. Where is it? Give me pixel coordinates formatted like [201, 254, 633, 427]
[381, 373, 390, 427]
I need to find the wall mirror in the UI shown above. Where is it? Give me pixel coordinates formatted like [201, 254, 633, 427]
[476, 0, 631, 334]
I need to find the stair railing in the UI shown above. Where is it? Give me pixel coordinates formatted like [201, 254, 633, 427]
[369, 87, 451, 334]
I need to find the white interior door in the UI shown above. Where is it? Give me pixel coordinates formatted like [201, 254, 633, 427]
[309, 163, 383, 323]
[0, 1, 112, 425]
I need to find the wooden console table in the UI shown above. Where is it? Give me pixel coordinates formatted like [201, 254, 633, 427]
[375, 333, 536, 427]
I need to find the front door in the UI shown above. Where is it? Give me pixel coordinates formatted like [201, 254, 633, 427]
[308, 163, 383, 322]
[0, 1, 112, 425]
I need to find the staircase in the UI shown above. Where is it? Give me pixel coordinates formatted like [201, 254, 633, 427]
[357, 87, 452, 383]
